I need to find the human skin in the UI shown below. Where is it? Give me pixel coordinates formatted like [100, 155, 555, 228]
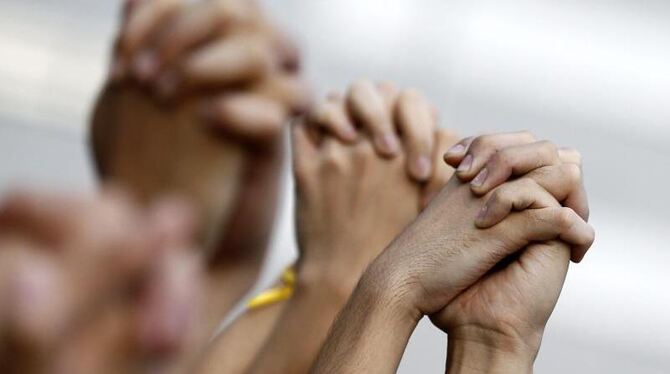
[91, 0, 308, 335]
[0, 190, 204, 374]
[437, 132, 590, 373]
[310, 137, 594, 373]
[196, 83, 457, 374]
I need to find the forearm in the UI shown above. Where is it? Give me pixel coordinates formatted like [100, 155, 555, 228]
[310, 269, 421, 374]
[247, 274, 353, 374]
[197, 301, 287, 374]
[445, 335, 535, 374]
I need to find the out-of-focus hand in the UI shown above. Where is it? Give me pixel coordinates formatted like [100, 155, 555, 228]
[0, 190, 204, 374]
[292, 112, 420, 294]
[91, 0, 310, 261]
[111, 0, 309, 141]
[306, 80, 444, 183]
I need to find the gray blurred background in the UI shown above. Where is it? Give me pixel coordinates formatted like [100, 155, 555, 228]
[0, 0, 668, 372]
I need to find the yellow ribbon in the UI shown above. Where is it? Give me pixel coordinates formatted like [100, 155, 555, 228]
[247, 266, 296, 310]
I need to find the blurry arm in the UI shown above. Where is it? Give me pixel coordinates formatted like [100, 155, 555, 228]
[197, 301, 287, 374]
[246, 272, 358, 374]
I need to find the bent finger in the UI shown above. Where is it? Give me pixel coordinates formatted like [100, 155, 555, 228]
[469, 140, 561, 195]
[200, 93, 288, 143]
[347, 79, 400, 157]
[395, 89, 436, 181]
[448, 131, 537, 181]
[476, 178, 558, 228]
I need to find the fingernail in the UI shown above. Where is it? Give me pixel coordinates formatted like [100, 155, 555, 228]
[445, 143, 465, 156]
[376, 133, 400, 155]
[471, 168, 488, 187]
[413, 156, 432, 180]
[457, 154, 473, 172]
[133, 51, 157, 81]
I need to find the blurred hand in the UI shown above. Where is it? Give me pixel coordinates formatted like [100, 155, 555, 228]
[292, 116, 421, 294]
[91, 0, 310, 261]
[0, 190, 204, 374]
[113, 0, 308, 140]
[306, 80, 446, 183]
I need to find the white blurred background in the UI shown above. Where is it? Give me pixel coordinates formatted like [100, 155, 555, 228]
[0, 0, 669, 372]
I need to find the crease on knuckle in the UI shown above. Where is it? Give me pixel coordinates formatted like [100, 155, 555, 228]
[562, 163, 583, 187]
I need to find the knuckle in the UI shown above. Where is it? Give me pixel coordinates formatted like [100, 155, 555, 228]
[471, 135, 493, 152]
[349, 79, 372, 96]
[555, 207, 576, 231]
[561, 163, 583, 186]
[537, 140, 559, 160]
[489, 188, 509, 207]
[519, 177, 539, 192]
[561, 147, 583, 165]
[517, 130, 536, 142]
[322, 148, 348, 173]
[399, 88, 423, 103]
[490, 150, 509, 168]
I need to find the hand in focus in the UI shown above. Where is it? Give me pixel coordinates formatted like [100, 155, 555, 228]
[428, 132, 591, 371]
[0, 190, 204, 374]
[363, 133, 594, 328]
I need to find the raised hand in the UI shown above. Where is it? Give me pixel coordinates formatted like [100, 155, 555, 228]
[91, 0, 310, 331]
[307, 80, 443, 183]
[312, 133, 594, 374]
[0, 190, 204, 374]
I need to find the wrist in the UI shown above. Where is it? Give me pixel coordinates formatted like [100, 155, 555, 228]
[446, 329, 538, 374]
[356, 255, 424, 325]
[293, 267, 357, 309]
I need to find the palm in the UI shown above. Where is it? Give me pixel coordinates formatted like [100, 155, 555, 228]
[432, 241, 571, 342]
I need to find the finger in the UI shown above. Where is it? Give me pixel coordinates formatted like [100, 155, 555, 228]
[253, 73, 312, 115]
[558, 147, 582, 165]
[443, 136, 474, 166]
[422, 129, 459, 208]
[291, 120, 319, 185]
[136, 249, 202, 355]
[347, 79, 400, 157]
[450, 131, 537, 181]
[121, 0, 184, 81]
[0, 191, 93, 246]
[376, 81, 400, 112]
[271, 29, 302, 72]
[469, 140, 560, 195]
[200, 93, 288, 142]
[154, 0, 257, 70]
[395, 89, 437, 181]
[557, 147, 589, 221]
[475, 178, 559, 228]
[158, 34, 273, 98]
[495, 207, 595, 263]
[0, 246, 66, 353]
[307, 95, 357, 142]
[524, 163, 589, 221]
